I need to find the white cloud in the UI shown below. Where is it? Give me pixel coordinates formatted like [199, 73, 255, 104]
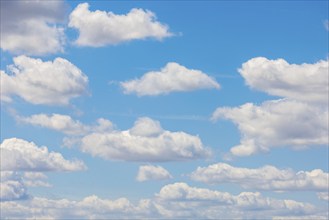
[324, 20, 329, 31]
[0, 172, 28, 201]
[317, 192, 329, 201]
[136, 165, 172, 182]
[0, 138, 86, 172]
[0, 0, 66, 55]
[190, 163, 329, 191]
[1, 182, 323, 219]
[18, 113, 113, 136]
[80, 117, 211, 162]
[212, 99, 328, 157]
[69, 3, 172, 47]
[0, 56, 89, 105]
[238, 57, 328, 105]
[121, 62, 220, 96]
[0, 171, 51, 201]
[154, 183, 316, 219]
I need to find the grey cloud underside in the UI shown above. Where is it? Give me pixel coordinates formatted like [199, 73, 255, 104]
[0, 0, 67, 55]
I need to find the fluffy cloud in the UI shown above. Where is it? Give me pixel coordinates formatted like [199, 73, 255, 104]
[136, 165, 172, 182]
[0, 171, 51, 201]
[80, 117, 211, 162]
[69, 3, 172, 47]
[0, 56, 88, 105]
[0, 172, 28, 201]
[121, 62, 220, 96]
[18, 114, 113, 136]
[238, 57, 328, 105]
[1, 182, 322, 219]
[155, 183, 316, 219]
[0, 0, 66, 55]
[317, 192, 329, 201]
[190, 163, 328, 191]
[0, 138, 86, 172]
[212, 99, 328, 157]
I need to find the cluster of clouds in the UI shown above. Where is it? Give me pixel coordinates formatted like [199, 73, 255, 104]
[2, 182, 326, 219]
[0, 1, 172, 55]
[213, 57, 328, 157]
[0, 138, 86, 201]
[19, 115, 211, 162]
[190, 163, 328, 191]
[1, 1, 328, 219]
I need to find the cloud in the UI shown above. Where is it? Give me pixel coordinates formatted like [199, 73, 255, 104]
[324, 20, 329, 31]
[68, 3, 172, 47]
[238, 57, 328, 105]
[0, 0, 66, 55]
[0, 138, 86, 172]
[121, 62, 220, 96]
[317, 192, 329, 201]
[0, 171, 51, 201]
[190, 163, 328, 191]
[212, 99, 328, 157]
[18, 114, 113, 136]
[136, 165, 172, 182]
[155, 183, 316, 219]
[0, 56, 88, 105]
[1, 182, 323, 219]
[80, 117, 211, 162]
[0, 172, 28, 201]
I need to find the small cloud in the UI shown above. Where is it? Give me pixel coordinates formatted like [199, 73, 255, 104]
[121, 62, 220, 96]
[324, 20, 329, 31]
[136, 165, 172, 182]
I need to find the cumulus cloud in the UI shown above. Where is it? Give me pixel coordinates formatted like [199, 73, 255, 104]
[0, 56, 88, 105]
[212, 99, 328, 157]
[121, 62, 220, 96]
[239, 57, 328, 105]
[0, 171, 51, 201]
[1, 182, 322, 219]
[190, 163, 329, 191]
[18, 114, 113, 136]
[0, 0, 66, 55]
[136, 165, 172, 182]
[0, 138, 86, 172]
[0, 172, 28, 201]
[80, 117, 211, 162]
[69, 3, 172, 47]
[154, 183, 316, 219]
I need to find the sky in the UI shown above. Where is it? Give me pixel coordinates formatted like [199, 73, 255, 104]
[0, 0, 328, 219]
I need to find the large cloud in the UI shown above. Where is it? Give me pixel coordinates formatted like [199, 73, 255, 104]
[69, 3, 172, 47]
[0, 56, 88, 105]
[80, 117, 211, 162]
[190, 163, 328, 191]
[0, 138, 86, 171]
[0, 0, 66, 55]
[1, 182, 323, 219]
[121, 62, 220, 96]
[18, 114, 113, 136]
[136, 165, 172, 182]
[238, 57, 328, 105]
[212, 99, 328, 157]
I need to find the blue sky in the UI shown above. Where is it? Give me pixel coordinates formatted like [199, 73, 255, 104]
[0, 0, 328, 219]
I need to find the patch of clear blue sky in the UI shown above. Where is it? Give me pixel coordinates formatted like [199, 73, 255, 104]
[1, 0, 328, 205]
